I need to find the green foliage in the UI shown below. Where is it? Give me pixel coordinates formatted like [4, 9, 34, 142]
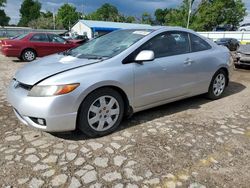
[191, 0, 247, 31]
[57, 3, 81, 29]
[40, 11, 53, 18]
[0, 9, 10, 26]
[141, 12, 153, 24]
[0, 0, 6, 7]
[125, 16, 136, 23]
[0, 0, 9, 26]
[155, 9, 166, 25]
[28, 14, 63, 29]
[18, 0, 41, 26]
[154, 0, 246, 31]
[85, 3, 136, 23]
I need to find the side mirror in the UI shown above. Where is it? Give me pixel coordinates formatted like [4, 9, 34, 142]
[135, 50, 155, 62]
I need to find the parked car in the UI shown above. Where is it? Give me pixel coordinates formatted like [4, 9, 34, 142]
[238, 23, 250, 31]
[0, 32, 81, 61]
[235, 45, 250, 68]
[215, 38, 240, 51]
[7, 27, 233, 137]
[213, 24, 236, 31]
[67, 35, 89, 45]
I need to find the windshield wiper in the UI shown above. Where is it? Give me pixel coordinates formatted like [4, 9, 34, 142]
[78, 54, 109, 60]
[61, 49, 72, 56]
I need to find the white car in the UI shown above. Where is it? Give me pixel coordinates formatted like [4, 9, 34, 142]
[238, 23, 250, 31]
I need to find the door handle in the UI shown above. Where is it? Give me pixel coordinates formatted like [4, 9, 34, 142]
[184, 59, 194, 65]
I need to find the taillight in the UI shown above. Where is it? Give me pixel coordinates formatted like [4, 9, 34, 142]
[2, 44, 13, 47]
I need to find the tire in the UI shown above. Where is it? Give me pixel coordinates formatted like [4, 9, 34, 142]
[235, 64, 242, 69]
[206, 70, 227, 100]
[22, 49, 37, 62]
[77, 88, 124, 137]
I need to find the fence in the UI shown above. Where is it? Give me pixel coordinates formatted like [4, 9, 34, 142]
[1, 27, 250, 44]
[0, 27, 67, 38]
[198, 31, 250, 44]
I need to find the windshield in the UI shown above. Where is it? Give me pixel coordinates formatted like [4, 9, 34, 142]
[217, 38, 230, 42]
[67, 29, 153, 59]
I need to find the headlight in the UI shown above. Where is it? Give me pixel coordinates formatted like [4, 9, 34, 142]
[28, 83, 80, 97]
[237, 53, 242, 58]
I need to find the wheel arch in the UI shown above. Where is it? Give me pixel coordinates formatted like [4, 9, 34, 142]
[76, 85, 132, 125]
[21, 48, 37, 57]
[218, 67, 229, 86]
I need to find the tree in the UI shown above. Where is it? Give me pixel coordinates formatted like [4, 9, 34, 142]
[0, 0, 10, 26]
[18, 0, 41, 26]
[126, 16, 136, 23]
[155, 9, 166, 25]
[154, 0, 246, 31]
[141, 12, 153, 24]
[57, 3, 80, 29]
[0, 10, 10, 26]
[28, 16, 63, 29]
[0, 0, 6, 7]
[191, 0, 246, 31]
[40, 11, 53, 18]
[86, 3, 121, 22]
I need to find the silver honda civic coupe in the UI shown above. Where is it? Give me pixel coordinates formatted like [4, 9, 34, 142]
[7, 27, 233, 137]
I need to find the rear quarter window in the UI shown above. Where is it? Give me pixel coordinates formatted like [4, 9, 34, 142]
[190, 34, 212, 52]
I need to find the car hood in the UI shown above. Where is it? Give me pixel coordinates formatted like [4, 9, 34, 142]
[238, 45, 250, 55]
[15, 54, 101, 85]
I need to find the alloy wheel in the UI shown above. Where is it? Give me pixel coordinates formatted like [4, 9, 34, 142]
[87, 95, 120, 131]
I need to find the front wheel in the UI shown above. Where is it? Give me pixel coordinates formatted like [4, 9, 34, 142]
[77, 88, 124, 137]
[206, 70, 227, 100]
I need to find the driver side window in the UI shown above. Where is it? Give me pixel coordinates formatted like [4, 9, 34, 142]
[140, 31, 190, 58]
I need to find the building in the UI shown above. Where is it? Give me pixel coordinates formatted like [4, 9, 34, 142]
[71, 20, 151, 39]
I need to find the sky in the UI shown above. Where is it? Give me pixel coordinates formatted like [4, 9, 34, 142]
[3, 0, 250, 25]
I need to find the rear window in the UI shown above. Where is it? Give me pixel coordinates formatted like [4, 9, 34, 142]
[14, 33, 29, 40]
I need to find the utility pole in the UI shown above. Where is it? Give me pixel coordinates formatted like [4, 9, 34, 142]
[187, 0, 192, 29]
[53, 8, 56, 30]
[81, 0, 84, 19]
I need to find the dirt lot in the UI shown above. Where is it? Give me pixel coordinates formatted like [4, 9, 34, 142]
[0, 54, 250, 188]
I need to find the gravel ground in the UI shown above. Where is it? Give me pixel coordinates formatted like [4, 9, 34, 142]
[0, 55, 250, 188]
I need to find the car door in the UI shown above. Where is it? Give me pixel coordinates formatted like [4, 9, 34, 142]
[133, 31, 196, 108]
[186, 33, 217, 94]
[47, 34, 73, 54]
[29, 33, 51, 56]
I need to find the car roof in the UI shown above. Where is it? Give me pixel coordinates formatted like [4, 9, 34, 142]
[122, 26, 195, 33]
[28, 32, 59, 35]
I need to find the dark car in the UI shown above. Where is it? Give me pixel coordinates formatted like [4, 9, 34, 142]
[235, 45, 250, 68]
[213, 24, 236, 31]
[215, 38, 240, 51]
[0, 32, 81, 62]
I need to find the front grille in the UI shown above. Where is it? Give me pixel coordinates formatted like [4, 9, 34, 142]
[13, 78, 32, 91]
[240, 61, 250, 64]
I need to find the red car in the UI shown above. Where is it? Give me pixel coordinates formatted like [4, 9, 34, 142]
[0, 32, 81, 61]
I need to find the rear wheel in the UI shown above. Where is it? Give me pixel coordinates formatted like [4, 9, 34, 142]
[77, 88, 124, 137]
[22, 49, 36, 62]
[206, 70, 227, 100]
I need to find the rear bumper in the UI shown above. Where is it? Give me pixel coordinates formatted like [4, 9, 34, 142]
[1, 47, 20, 57]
